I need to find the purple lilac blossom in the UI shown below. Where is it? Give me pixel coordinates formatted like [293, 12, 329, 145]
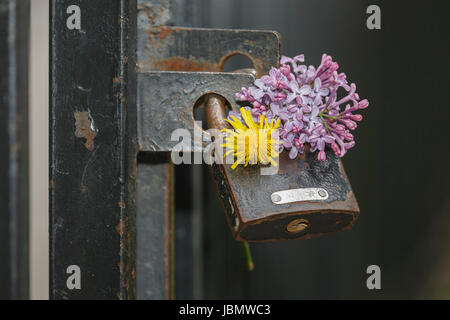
[233, 53, 369, 161]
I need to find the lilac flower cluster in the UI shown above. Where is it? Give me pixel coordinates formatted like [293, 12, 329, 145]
[232, 54, 369, 161]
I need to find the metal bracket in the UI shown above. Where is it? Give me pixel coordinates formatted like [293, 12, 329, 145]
[138, 26, 281, 76]
[136, 25, 281, 152]
[137, 71, 254, 152]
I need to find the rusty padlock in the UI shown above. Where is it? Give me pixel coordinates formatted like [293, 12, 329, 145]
[204, 93, 360, 242]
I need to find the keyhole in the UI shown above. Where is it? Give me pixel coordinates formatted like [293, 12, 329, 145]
[286, 219, 309, 234]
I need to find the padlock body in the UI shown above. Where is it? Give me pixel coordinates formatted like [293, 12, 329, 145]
[212, 149, 359, 242]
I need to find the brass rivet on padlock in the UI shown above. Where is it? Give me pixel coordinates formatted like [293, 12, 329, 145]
[318, 189, 327, 198]
[286, 219, 309, 234]
[271, 194, 282, 203]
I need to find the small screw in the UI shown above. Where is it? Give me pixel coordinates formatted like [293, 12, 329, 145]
[271, 194, 282, 203]
[318, 189, 327, 198]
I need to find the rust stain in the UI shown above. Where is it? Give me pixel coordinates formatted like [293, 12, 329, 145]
[116, 218, 127, 236]
[74, 110, 98, 151]
[117, 217, 127, 257]
[155, 26, 171, 40]
[252, 57, 264, 77]
[49, 180, 54, 190]
[118, 201, 126, 209]
[148, 31, 155, 43]
[121, 278, 129, 292]
[148, 26, 176, 44]
[152, 56, 219, 72]
[112, 76, 121, 85]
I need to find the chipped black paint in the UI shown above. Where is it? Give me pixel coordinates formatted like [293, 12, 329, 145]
[50, 0, 137, 299]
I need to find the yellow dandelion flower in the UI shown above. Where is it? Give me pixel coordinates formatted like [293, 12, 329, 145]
[222, 107, 281, 169]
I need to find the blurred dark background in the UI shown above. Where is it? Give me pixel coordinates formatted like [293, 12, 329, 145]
[173, 0, 450, 299]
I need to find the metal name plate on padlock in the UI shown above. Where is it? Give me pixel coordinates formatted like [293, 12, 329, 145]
[205, 94, 360, 242]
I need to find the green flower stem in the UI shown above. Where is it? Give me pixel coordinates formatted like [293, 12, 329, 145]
[319, 114, 330, 132]
[321, 113, 334, 119]
[319, 110, 343, 134]
[242, 241, 254, 271]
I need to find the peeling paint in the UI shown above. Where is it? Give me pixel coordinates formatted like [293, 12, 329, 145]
[112, 76, 121, 85]
[149, 26, 172, 42]
[116, 218, 127, 236]
[74, 110, 98, 151]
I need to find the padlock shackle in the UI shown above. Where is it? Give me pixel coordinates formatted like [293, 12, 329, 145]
[204, 93, 231, 131]
[204, 68, 256, 131]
